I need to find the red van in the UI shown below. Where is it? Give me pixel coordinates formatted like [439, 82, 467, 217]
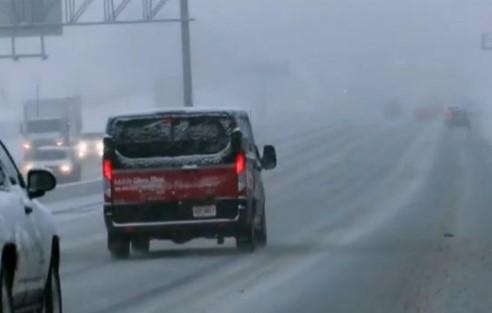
[103, 109, 277, 258]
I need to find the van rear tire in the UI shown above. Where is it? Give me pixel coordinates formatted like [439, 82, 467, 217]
[108, 233, 130, 259]
[256, 212, 268, 248]
[236, 222, 256, 253]
[131, 237, 150, 254]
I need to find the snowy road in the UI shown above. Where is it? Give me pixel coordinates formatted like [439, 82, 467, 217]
[50, 117, 492, 313]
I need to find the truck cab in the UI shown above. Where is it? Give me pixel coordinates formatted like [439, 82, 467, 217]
[21, 118, 69, 152]
[20, 97, 82, 156]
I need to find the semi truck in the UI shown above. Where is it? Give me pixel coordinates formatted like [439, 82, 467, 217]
[20, 97, 83, 156]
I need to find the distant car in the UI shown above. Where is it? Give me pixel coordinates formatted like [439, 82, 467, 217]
[103, 109, 278, 258]
[445, 107, 470, 128]
[0, 140, 62, 312]
[23, 146, 82, 183]
[76, 132, 104, 160]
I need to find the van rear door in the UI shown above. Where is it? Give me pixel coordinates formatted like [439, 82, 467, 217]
[107, 113, 239, 205]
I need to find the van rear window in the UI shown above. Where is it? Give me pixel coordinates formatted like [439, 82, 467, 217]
[111, 115, 234, 158]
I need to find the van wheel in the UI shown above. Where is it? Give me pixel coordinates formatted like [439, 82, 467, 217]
[256, 211, 268, 248]
[42, 258, 62, 313]
[236, 222, 256, 252]
[0, 269, 13, 313]
[108, 233, 130, 259]
[131, 237, 150, 254]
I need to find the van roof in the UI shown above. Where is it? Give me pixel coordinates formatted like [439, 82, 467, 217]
[107, 107, 249, 121]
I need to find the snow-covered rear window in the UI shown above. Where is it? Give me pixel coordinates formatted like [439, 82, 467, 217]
[112, 115, 234, 158]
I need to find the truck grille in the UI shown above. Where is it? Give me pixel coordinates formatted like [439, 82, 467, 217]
[33, 139, 56, 147]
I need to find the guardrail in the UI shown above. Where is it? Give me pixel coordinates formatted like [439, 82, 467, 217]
[42, 179, 102, 203]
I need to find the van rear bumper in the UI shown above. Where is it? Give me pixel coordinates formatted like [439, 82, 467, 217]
[104, 198, 250, 239]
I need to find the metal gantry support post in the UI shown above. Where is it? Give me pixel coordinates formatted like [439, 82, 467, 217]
[180, 0, 194, 107]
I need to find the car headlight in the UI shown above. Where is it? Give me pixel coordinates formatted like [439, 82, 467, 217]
[23, 142, 31, 150]
[23, 163, 34, 173]
[60, 164, 72, 173]
[56, 140, 64, 147]
[78, 141, 88, 152]
[78, 141, 88, 158]
[97, 141, 104, 156]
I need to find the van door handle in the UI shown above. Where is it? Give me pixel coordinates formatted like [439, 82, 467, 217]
[25, 206, 33, 215]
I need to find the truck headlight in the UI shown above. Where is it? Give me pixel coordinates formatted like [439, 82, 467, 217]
[60, 164, 72, 173]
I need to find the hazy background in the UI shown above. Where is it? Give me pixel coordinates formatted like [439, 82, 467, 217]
[1, 0, 492, 126]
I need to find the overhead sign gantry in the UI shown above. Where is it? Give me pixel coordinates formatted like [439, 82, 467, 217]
[0, 0, 194, 106]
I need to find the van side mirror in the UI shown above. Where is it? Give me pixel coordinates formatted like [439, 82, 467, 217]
[231, 129, 243, 153]
[262, 145, 277, 170]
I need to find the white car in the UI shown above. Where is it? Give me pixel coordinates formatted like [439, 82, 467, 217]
[0, 140, 62, 312]
[76, 133, 104, 160]
[23, 147, 82, 183]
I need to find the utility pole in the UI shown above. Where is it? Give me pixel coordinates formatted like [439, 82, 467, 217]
[180, 0, 194, 107]
[36, 84, 40, 117]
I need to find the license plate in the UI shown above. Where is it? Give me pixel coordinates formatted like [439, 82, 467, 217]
[193, 205, 217, 218]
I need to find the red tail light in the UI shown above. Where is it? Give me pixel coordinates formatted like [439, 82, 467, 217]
[103, 160, 113, 181]
[236, 153, 246, 175]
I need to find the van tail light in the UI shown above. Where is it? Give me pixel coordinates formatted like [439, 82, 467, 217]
[103, 160, 113, 181]
[236, 153, 246, 175]
[236, 153, 247, 194]
[103, 159, 113, 202]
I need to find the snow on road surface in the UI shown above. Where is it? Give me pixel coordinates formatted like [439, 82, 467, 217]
[41, 114, 492, 313]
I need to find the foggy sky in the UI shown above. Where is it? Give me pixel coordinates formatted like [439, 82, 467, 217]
[1, 0, 492, 115]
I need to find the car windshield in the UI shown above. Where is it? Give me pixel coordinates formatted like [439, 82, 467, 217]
[4, 1, 492, 313]
[112, 115, 233, 158]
